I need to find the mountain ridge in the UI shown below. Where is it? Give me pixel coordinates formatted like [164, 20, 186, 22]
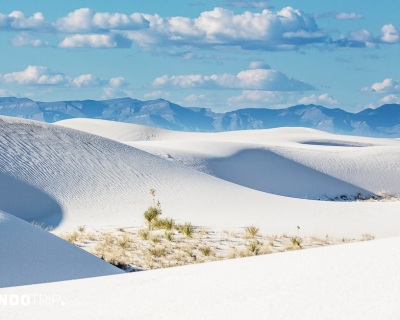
[0, 96, 399, 137]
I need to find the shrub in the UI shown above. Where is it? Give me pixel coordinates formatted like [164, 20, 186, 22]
[247, 241, 261, 255]
[154, 218, 175, 230]
[117, 234, 131, 249]
[199, 246, 214, 256]
[290, 236, 303, 247]
[245, 225, 259, 238]
[144, 206, 162, 226]
[138, 230, 150, 240]
[164, 231, 174, 241]
[179, 222, 195, 238]
[148, 247, 166, 257]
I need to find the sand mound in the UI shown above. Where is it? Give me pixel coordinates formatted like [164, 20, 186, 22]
[1, 235, 399, 319]
[0, 210, 122, 288]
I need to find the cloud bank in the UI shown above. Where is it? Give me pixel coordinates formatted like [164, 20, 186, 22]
[151, 68, 314, 91]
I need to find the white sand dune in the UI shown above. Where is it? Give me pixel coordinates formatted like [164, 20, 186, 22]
[0, 210, 122, 288]
[0, 116, 397, 238]
[1, 235, 399, 319]
[58, 118, 400, 199]
[1, 116, 399, 317]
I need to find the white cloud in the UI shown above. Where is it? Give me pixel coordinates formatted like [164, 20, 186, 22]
[152, 68, 314, 91]
[58, 33, 131, 48]
[227, 90, 289, 108]
[335, 12, 364, 20]
[379, 94, 400, 104]
[0, 66, 67, 85]
[361, 78, 400, 93]
[126, 7, 326, 50]
[55, 8, 148, 33]
[184, 93, 207, 102]
[143, 90, 170, 99]
[10, 33, 48, 47]
[0, 66, 125, 90]
[298, 93, 339, 105]
[0, 11, 52, 32]
[101, 77, 132, 99]
[380, 24, 400, 43]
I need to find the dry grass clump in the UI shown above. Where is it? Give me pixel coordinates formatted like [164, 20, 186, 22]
[178, 222, 195, 238]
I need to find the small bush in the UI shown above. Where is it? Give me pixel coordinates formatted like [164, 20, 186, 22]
[117, 234, 131, 249]
[199, 246, 214, 256]
[179, 222, 195, 237]
[138, 230, 150, 240]
[164, 231, 174, 241]
[290, 236, 303, 247]
[151, 235, 162, 244]
[144, 206, 162, 227]
[154, 218, 175, 230]
[148, 247, 166, 257]
[245, 225, 259, 238]
[247, 241, 261, 255]
[78, 226, 85, 232]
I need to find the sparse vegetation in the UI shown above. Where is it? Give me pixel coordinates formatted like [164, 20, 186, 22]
[245, 225, 259, 238]
[178, 222, 195, 238]
[54, 189, 376, 272]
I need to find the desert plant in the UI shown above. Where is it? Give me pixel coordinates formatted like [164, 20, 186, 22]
[179, 222, 195, 238]
[77, 225, 85, 232]
[361, 233, 375, 241]
[148, 247, 166, 257]
[247, 241, 261, 255]
[199, 246, 214, 256]
[117, 234, 131, 249]
[144, 206, 162, 227]
[164, 231, 174, 241]
[245, 225, 259, 238]
[138, 229, 150, 240]
[154, 218, 175, 230]
[62, 231, 79, 244]
[151, 235, 162, 244]
[290, 236, 303, 247]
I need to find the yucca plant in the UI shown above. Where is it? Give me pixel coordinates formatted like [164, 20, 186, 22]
[245, 225, 259, 238]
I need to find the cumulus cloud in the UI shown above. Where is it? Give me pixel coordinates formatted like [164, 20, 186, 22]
[379, 94, 400, 104]
[126, 7, 327, 51]
[10, 33, 48, 47]
[0, 66, 68, 85]
[143, 90, 170, 99]
[55, 8, 149, 33]
[227, 90, 289, 108]
[361, 78, 400, 93]
[298, 93, 339, 105]
[58, 33, 131, 48]
[0, 11, 52, 32]
[152, 68, 314, 91]
[1, 7, 398, 51]
[0, 66, 125, 90]
[380, 24, 400, 43]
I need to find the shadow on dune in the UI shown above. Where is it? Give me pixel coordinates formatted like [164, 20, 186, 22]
[0, 172, 63, 228]
[206, 149, 371, 200]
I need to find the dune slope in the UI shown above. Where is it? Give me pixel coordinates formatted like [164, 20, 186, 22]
[0, 210, 122, 288]
[1, 235, 399, 319]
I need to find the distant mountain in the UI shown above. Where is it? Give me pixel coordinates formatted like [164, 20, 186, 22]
[1, 96, 400, 137]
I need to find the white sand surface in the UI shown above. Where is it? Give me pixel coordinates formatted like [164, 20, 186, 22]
[1, 235, 399, 319]
[0, 210, 122, 288]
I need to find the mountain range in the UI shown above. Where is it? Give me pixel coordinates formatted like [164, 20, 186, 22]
[1, 96, 400, 137]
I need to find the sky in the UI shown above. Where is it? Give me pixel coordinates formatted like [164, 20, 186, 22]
[0, 0, 399, 112]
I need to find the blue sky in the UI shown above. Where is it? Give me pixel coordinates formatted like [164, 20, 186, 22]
[0, 0, 399, 112]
